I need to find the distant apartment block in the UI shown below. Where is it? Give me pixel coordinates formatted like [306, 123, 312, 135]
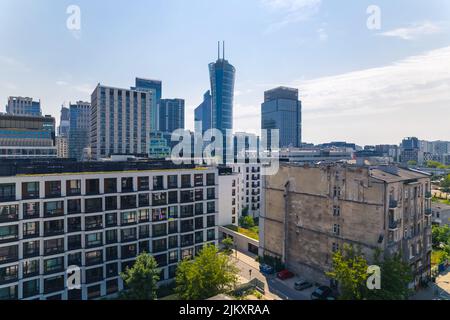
[261, 163, 432, 290]
[56, 136, 68, 158]
[0, 159, 218, 300]
[68, 102, 91, 161]
[218, 167, 241, 226]
[6, 97, 42, 117]
[431, 203, 450, 227]
[231, 163, 261, 219]
[261, 87, 302, 148]
[90, 84, 153, 160]
[0, 114, 56, 159]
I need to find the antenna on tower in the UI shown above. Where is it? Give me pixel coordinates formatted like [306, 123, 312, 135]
[218, 41, 220, 60]
[223, 41, 225, 60]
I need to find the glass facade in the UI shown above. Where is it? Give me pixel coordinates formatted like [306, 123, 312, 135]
[68, 102, 91, 161]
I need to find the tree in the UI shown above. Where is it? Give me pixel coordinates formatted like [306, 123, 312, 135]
[120, 253, 160, 300]
[175, 245, 239, 300]
[221, 237, 234, 255]
[442, 174, 450, 192]
[432, 224, 450, 248]
[407, 160, 417, 166]
[239, 215, 255, 229]
[326, 245, 369, 300]
[367, 252, 413, 300]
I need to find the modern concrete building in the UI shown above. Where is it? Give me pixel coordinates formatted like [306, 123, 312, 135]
[431, 203, 450, 227]
[261, 163, 432, 290]
[0, 114, 56, 159]
[217, 167, 241, 226]
[0, 159, 218, 300]
[132, 78, 162, 135]
[68, 102, 91, 161]
[56, 136, 68, 159]
[261, 87, 302, 148]
[6, 97, 42, 117]
[90, 84, 153, 160]
[230, 163, 261, 219]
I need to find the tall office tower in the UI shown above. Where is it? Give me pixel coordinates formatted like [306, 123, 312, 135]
[132, 78, 162, 133]
[0, 114, 57, 158]
[209, 42, 236, 156]
[158, 99, 185, 133]
[194, 90, 212, 135]
[261, 86, 302, 148]
[90, 84, 153, 160]
[6, 96, 42, 116]
[58, 106, 70, 137]
[68, 101, 91, 161]
[400, 137, 422, 164]
[56, 136, 68, 158]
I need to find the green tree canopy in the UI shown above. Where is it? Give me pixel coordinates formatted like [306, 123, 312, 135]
[432, 224, 450, 248]
[175, 245, 239, 300]
[239, 215, 255, 229]
[120, 253, 160, 300]
[221, 237, 234, 254]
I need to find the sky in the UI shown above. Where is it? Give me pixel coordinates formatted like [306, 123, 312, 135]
[0, 0, 449, 146]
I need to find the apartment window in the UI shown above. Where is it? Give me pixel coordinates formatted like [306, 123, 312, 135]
[106, 279, 118, 295]
[22, 222, 39, 240]
[23, 203, 39, 219]
[105, 213, 117, 227]
[153, 176, 164, 191]
[195, 217, 204, 230]
[121, 195, 136, 209]
[333, 186, 341, 198]
[167, 175, 178, 189]
[169, 250, 178, 264]
[168, 220, 178, 234]
[85, 233, 103, 248]
[207, 188, 215, 200]
[207, 215, 215, 228]
[105, 229, 117, 244]
[87, 284, 101, 299]
[67, 217, 81, 233]
[68, 235, 82, 251]
[44, 238, 64, 256]
[207, 202, 215, 214]
[195, 189, 203, 201]
[121, 244, 137, 259]
[154, 253, 167, 267]
[181, 248, 193, 260]
[138, 177, 149, 191]
[206, 173, 215, 186]
[45, 181, 61, 198]
[104, 178, 117, 194]
[152, 192, 167, 206]
[195, 203, 203, 215]
[121, 177, 134, 193]
[86, 179, 100, 195]
[0, 184, 15, 203]
[66, 180, 81, 196]
[67, 199, 81, 214]
[333, 206, 341, 217]
[0, 225, 18, 242]
[105, 196, 117, 211]
[195, 231, 204, 244]
[139, 209, 150, 222]
[168, 191, 178, 204]
[121, 227, 137, 242]
[139, 225, 149, 239]
[121, 211, 137, 225]
[181, 234, 194, 247]
[152, 208, 167, 222]
[106, 263, 118, 279]
[181, 175, 191, 188]
[153, 223, 167, 238]
[22, 182, 39, 199]
[332, 243, 340, 253]
[44, 220, 64, 237]
[207, 229, 215, 241]
[23, 279, 40, 298]
[105, 246, 118, 261]
[44, 201, 64, 217]
[168, 206, 178, 219]
[180, 190, 194, 203]
[152, 238, 167, 253]
[23, 241, 39, 258]
[139, 193, 150, 207]
[168, 236, 178, 249]
[180, 205, 194, 218]
[85, 198, 102, 213]
[0, 285, 17, 300]
[333, 224, 341, 236]
[0, 265, 18, 285]
[85, 215, 103, 231]
[67, 252, 81, 266]
[194, 174, 204, 187]
[44, 257, 64, 274]
[85, 250, 103, 266]
[23, 260, 39, 278]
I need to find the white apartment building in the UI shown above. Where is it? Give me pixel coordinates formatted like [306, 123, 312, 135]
[217, 167, 241, 226]
[56, 136, 68, 159]
[230, 163, 261, 219]
[0, 159, 218, 300]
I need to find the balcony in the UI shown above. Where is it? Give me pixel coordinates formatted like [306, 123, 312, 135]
[0, 196, 16, 203]
[389, 200, 398, 209]
[425, 208, 432, 216]
[425, 192, 432, 199]
[388, 221, 399, 231]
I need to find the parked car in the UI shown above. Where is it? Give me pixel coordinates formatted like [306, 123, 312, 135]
[294, 280, 313, 291]
[310, 286, 333, 300]
[277, 269, 295, 280]
[259, 264, 274, 274]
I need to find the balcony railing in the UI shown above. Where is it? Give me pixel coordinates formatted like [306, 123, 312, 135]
[425, 192, 432, 199]
[425, 208, 432, 215]
[388, 221, 398, 231]
[389, 200, 398, 209]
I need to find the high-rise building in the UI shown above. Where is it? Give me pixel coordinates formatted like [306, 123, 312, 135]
[194, 90, 212, 135]
[58, 106, 70, 137]
[401, 137, 422, 164]
[68, 102, 91, 161]
[6, 97, 42, 116]
[261, 163, 432, 289]
[0, 114, 57, 158]
[209, 42, 236, 136]
[56, 136, 68, 158]
[90, 84, 153, 159]
[158, 99, 185, 134]
[132, 78, 162, 133]
[261, 87, 302, 148]
[0, 158, 218, 300]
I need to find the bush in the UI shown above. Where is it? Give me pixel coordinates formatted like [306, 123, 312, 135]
[239, 216, 255, 229]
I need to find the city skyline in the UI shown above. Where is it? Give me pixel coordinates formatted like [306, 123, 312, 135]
[1, 0, 450, 146]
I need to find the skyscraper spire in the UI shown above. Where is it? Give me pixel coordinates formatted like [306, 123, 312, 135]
[218, 41, 220, 60]
[223, 41, 225, 60]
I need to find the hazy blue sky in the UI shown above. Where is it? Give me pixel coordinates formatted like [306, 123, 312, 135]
[1, 0, 449, 145]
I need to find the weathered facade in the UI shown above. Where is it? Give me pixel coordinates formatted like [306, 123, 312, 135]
[260, 163, 432, 289]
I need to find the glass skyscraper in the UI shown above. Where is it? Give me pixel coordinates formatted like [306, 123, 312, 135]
[68, 101, 91, 161]
[194, 90, 212, 135]
[132, 77, 162, 133]
[158, 99, 185, 133]
[6, 96, 42, 116]
[261, 87, 302, 148]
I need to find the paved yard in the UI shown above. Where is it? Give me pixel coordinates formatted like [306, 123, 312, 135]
[411, 267, 450, 300]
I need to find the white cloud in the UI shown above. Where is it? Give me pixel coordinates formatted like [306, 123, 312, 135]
[379, 21, 442, 40]
[261, 0, 321, 32]
[56, 80, 69, 86]
[317, 28, 328, 41]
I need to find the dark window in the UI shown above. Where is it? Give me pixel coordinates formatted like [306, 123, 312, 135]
[195, 217, 203, 230]
[86, 179, 100, 195]
[168, 236, 178, 249]
[85, 198, 102, 213]
[23, 241, 39, 258]
[152, 223, 167, 238]
[207, 229, 216, 241]
[121, 227, 137, 243]
[207, 188, 215, 200]
[194, 174, 203, 187]
[139, 225, 149, 238]
[168, 220, 178, 234]
[67, 217, 81, 233]
[0, 265, 18, 284]
[68, 235, 82, 251]
[154, 253, 167, 267]
[85, 250, 103, 266]
[44, 201, 64, 217]
[139, 241, 149, 254]
[181, 175, 191, 188]
[85, 215, 103, 231]
[180, 190, 194, 203]
[22, 203, 39, 219]
[68, 252, 82, 266]
[152, 192, 167, 206]
[45, 181, 61, 198]
[44, 275, 64, 294]
[167, 175, 178, 189]
[44, 220, 64, 236]
[206, 173, 215, 186]
[66, 180, 81, 196]
[106, 229, 118, 244]
[181, 234, 194, 247]
[207, 215, 215, 228]
[121, 178, 134, 193]
[181, 219, 194, 233]
[23, 279, 40, 298]
[139, 193, 150, 207]
[44, 257, 64, 274]
[0, 184, 15, 202]
[195, 231, 204, 244]
[195, 203, 203, 215]
[22, 182, 39, 199]
[121, 195, 136, 209]
[153, 176, 164, 190]
[180, 205, 194, 218]
[104, 178, 117, 194]
[168, 191, 178, 204]
[106, 263, 118, 278]
[67, 199, 81, 214]
[105, 196, 117, 211]
[106, 279, 118, 294]
[138, 177, 149, 191]
[87, 284, 101, 299]
[152, 238, 167, 253]
[207, 201, 215, 214]
[121, 244, 137, 259]
[105, 246, 118, 261]
[44, 238, 64, 256]
[85, 232, 103, 248]
[195, 189, 203, 201]
[23, 259, 39, 278]
[106, 212, 117, 227]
